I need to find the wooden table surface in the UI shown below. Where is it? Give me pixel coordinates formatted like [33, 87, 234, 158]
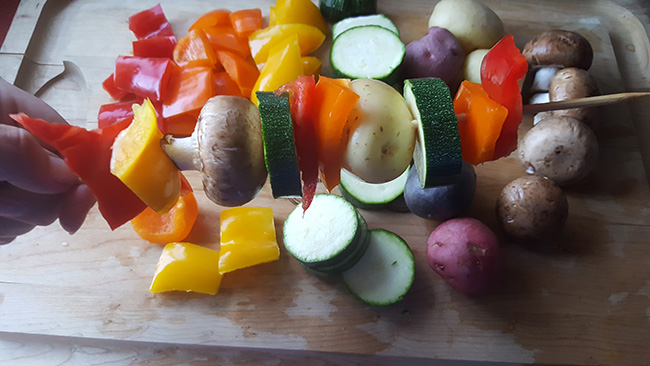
[1, 1, 649, 365]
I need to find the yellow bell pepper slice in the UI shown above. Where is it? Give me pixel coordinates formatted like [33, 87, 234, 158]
[218, 207, 279, 274]
[110, 99, 180, 213]
[248, 24, 325, 65]
[302, 56, 322, 76]
[150, 242, 223, 295]
[271, 0, 330, 35]
[250, 34, 303, 105]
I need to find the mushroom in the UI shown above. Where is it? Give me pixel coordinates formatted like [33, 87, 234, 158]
[518, 115, 598, 185]
[549, 67, 600, 126]
[522, 30, 594, 70]
[496, 175, 568, 244]
[162, 95, 268, 207]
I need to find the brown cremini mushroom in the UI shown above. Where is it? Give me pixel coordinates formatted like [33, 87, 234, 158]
[549, 67, 600, 125]
[522, 30, 594, 70]
[162, 95, 268, 207]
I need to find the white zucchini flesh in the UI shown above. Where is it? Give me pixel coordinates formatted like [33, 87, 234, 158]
[283, 194, 359, 263]
[331, 25, 405, 80]
[340, 167, 409, 205]
[342, 229, 415, 306]
[332, 14, 399, 40]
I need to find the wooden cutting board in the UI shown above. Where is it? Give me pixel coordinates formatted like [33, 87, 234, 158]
[1, 0, 649, 364]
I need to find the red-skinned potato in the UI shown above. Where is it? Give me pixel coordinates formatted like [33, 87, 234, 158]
[427, 218, 501, 295]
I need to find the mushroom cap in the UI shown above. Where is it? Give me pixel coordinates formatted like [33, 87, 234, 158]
[197, 95, 267, 207]
[549, 67, 600, 124]
[522, 30, 594, 70]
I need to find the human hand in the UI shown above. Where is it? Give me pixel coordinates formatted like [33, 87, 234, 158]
[0, 78, 96, 244]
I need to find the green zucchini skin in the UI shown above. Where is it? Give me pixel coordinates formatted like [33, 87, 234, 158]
[339, 167, 409, 211]
[319, 0, 377, 23]
[256, 91, 302, 198]
[403, 78, 462, 188]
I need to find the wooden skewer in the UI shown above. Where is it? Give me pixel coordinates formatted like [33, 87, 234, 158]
[522, 92, 650, 114]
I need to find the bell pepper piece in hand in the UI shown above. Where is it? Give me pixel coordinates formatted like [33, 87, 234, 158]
[150, 242, 223, 295]
[279, 75, 319, 210]
[10, 114, 146, 230]
[110, 99, 181, 213]
[218, 207, 279, 274]
[453, 81, 508, 165]
[480, 34, 528, 160]
[313, 76, 360, 192]
[131, 172, 198, 244]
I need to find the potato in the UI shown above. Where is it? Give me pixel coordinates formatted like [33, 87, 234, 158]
[518, 115, 598, 185]
[463, 48, 489, 83]
[427, 218, 501, 294]
[428, 0, 505, 53]
[343, 79, 417, 183]
[404, 161, 476, 221]
[496, 175, 568, 243]
[401, 27, 465, 90]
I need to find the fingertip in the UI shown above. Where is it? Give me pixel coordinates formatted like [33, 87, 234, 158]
[58, 184, 97, 234]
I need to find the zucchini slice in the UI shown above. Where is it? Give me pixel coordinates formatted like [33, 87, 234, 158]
[342, 229, 415, 306]
[331, 25, 405, 84]
[339, 167, 409, 210]
[256, 91, 302, 198]
[319, 0, 377, 23]
[332, 14, 399, 40]
[283, 194, 369, 274]
[403, 78, 462, 188]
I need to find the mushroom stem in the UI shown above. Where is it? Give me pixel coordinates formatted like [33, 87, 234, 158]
[523, 91, 650, 114]
[161, 130, 202, 171]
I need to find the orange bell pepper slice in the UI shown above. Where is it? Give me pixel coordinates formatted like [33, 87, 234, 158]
[203, 26, 251, 58]
[230, 8, 263, 38]
[173, 28, 219, 68]
[453, 81, 508, 165]
[313, 77, 360, 191]
[189, 9, 232, 32]
[131, 173, 199, 244]
[217, 50, 260, 99]
[213, 71, 243, 97]
[162, 63, 216, 136]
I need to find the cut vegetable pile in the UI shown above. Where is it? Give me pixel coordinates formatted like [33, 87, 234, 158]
[18, 0, 601, 305]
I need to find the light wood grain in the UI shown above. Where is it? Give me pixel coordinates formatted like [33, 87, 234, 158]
[1, 1, 649, 365]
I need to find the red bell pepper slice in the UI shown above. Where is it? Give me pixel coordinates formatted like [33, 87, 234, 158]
[480, 34, 528, 160]
[133, 35, 178, 59]
[98, 101, 135, 129]
[279, 75, 319, 210]
[102, 73, 130, 101]
[114, 55, 178, 101]
[128, 4, 175, 40]
[10, 114, 147, 230]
